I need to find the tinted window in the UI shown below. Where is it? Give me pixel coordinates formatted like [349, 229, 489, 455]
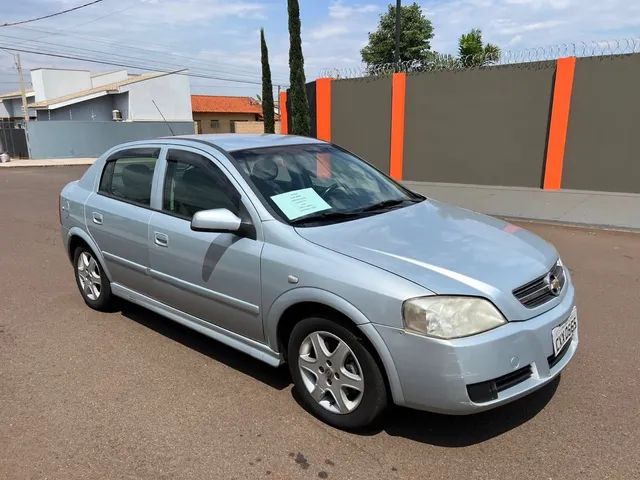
[163, 149, 240, 219]
[99, 148, 159, 207]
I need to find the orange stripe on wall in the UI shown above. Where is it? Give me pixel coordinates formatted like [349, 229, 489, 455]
[543, 57, 576, 190]
[389, 73, 406, 180]
[279, 91, 288, 134]
[316, 78, 332, 142]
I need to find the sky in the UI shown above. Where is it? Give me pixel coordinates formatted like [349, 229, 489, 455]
[0, 0, 639, 97]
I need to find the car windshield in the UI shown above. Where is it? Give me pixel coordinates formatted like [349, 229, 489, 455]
[231, 144, 424, 226]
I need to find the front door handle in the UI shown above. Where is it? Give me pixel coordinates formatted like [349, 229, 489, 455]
[154, 232, 169, 247]
[92, 212, 103, 225]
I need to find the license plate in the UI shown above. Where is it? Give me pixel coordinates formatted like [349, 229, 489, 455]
[552, 306, 578, 356]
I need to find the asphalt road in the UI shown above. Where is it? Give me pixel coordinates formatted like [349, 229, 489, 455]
[1, 166, 639, 480]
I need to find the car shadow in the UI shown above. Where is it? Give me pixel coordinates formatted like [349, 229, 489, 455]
[118, 301, 291, 391]
[375, 377, 560, 446]
[118, 300, 559, 446]
[291, 375, 560, 447]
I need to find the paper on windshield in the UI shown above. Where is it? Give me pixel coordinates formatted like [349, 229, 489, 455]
[270, 188, 331, 220]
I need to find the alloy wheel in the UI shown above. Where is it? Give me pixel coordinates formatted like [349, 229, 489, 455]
[77, 251, 101, 301]
[298, 331, 365, 414]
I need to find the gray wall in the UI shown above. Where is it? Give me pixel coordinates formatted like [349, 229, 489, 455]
[331, 77, 392, 173]
[0, 97, 36, 119]
[113, 92, 129, 121]
[402, 62, 555, 187]
[562, 55, 640, 193]
[27, 120, 194, 158]
[38, 95, 113, 121]
[36, 93, 129, 121]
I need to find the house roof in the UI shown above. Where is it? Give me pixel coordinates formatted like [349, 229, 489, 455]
[191, 95, 263, 114]
[0, 90, 35, 100]
[28, 72, 167, 109]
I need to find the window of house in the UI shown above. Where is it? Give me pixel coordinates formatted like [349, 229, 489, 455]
[99, 148, 159, 207]
[210, 119, 220, 129]
[162, 149, 240, 219]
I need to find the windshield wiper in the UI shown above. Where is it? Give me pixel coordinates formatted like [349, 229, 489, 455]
[290, 198, 423, 226]
[359, 198, 420, 213]
[290, 210, 363, 226]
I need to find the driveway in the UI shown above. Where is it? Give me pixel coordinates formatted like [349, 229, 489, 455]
[1, 166, 638, 479]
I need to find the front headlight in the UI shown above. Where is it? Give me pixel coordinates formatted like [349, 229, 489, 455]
[402, 296, 506, 339]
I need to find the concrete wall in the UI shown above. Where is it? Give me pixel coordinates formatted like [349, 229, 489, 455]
[293, 54, 640, 194]
[331, 77, 392, 172]
[31, 69, 92, 102]
[233, 121, 282, 134]
[403, 62, 555, 187]
[27, 121, 195, 158]
[0, 97, 36, 119]
[91, 70, 128, 88]
[125, 73, 192, 121]
[193, 112, 260, 133]
[562, 55, 640, 193]
[113, 92, 129, 120]
[37, 95, 115, 121]
[0, 99, 12, 118]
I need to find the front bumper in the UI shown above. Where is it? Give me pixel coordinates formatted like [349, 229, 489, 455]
[375, 282, 578, 414]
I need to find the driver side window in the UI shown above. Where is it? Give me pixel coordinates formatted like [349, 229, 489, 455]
[162, 149, 240, 219]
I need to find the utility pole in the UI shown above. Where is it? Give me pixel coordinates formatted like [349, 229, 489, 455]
[394, 0, 401, 68]
[14, 54, 29, 124]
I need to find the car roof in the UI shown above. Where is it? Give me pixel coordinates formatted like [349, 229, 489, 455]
[167, 134, 325, 152]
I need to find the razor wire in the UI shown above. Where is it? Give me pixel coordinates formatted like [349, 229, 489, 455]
[319, 37, 640, 79]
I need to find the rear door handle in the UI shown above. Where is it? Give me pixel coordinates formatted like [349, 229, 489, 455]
[91, 212, 103, 225]
[154, 232, 169, 247]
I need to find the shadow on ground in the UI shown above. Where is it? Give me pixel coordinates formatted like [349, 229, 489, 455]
[120, 300, 559, 447]
[378, 377, 559, 446]
[119, 301, 291, 390]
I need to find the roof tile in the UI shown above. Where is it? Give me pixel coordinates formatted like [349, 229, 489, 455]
[191, 95, 263, 114]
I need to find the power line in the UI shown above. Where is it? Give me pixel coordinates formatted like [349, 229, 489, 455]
[12, 24, 289, 82]
[0, 45, 272, 86]
[0, 32, 269, 84]
[1, 0, 106, 28]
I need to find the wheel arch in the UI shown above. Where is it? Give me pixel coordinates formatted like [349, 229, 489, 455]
[266, 288, 405, 405]
[66, 227, 112, 282]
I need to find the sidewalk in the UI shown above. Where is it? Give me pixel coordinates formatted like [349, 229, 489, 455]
[0, 158, 96, 168]
[405, 181, 640, 231]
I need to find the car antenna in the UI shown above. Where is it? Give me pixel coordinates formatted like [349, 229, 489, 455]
[152, 99, 175, 136]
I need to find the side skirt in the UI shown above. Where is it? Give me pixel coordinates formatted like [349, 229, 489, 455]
[111, 282, 283, 367]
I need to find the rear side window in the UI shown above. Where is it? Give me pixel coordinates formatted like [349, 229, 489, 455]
[162, 149, 240, 219]
[99, 148, 160, 207]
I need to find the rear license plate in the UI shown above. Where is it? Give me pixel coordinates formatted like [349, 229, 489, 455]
[552, 306, 577, 356]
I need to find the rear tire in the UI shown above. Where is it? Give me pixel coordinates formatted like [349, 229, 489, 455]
[73, 246, 114, 311]
[288, 316, 388, 429]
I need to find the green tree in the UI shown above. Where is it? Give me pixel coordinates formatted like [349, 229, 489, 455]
[260, 28, 275, 134]
[458, 28, 500, 67]
[287, 0, 310, 136]
[361, 2, 434, 66]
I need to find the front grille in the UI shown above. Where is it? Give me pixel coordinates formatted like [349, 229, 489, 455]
[547, 340, 571, 369]
[467, 365, 533, 403]
[513, 262, 565, 308]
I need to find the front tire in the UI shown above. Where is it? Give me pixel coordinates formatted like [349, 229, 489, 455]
[73, 246, 114, 311]
[288, 316, 388, 429]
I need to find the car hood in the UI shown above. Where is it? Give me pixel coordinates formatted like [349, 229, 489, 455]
[295, 200, 561, 321]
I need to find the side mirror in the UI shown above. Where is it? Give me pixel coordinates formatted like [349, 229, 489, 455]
[191, 208, 242, 233]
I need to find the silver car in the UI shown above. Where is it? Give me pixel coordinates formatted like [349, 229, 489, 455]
[60, 134, 578, 429]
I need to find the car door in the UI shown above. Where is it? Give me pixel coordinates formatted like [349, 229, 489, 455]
[85, 146, 161, 298]
[147, 147, 264, 342]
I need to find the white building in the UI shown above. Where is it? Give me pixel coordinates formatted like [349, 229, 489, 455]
[25, 68, 193, 122]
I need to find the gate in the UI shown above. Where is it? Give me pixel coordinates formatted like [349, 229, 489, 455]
[0, 120, 29, 158]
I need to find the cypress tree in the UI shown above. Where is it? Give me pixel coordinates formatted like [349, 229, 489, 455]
[287, 0, 310, 136]
[260, 28, 275, 134]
